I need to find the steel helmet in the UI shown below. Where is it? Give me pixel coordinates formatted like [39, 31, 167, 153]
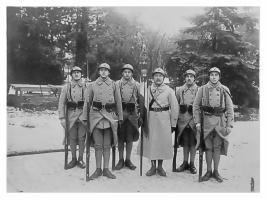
[122, 64, 134, 72]
[98, 63, 111, 71]
[209, 67, 221, 75]
[184, 69, 196, 77]
[152, 68, 166, 77]
[70, 66, 82, 74]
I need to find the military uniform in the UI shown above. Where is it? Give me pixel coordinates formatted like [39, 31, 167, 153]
[176, 83, 198, 146]
[82, 63, 123, 180]
[114, 76, 143, 170]
[139, 68, 179, 177]
[193, 81, 234, 155]
[58, 68, 86, 169]
[193, 67, 234, 182]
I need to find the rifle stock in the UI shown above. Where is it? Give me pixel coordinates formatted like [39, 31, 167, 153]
[112, 146, 116, 170]
[172, 126, 178, 172]
[198, 107, 204, 182]
[64, 105, 69, 170]
[86, 102, 90, 181]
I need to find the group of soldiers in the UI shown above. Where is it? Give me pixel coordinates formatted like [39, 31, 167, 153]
[58, 63, 234, 183]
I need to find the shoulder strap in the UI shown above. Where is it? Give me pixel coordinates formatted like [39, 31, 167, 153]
[149, 87, 162, 108]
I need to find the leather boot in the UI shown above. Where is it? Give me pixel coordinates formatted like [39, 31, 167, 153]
[115, 159, 124, 170]
[146, 161, 156, 176]
[213, 170, 223, 183]
[103, 168, 116, 179]
[157, 166, 167, 177]
[77, 157, 86, 169]
[89, 168, 103, 180]
[176, 161, 189, 172]
[201, 170, 212, 182]
[125, 159, 136, 170]
[66, 158, 77, 170]
[189, 162, 197, 174]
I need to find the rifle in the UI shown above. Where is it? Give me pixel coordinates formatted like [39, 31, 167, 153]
[86, 102, 91, 181]
[140, 70, 147, 176]
[64, 104, 69, 170]
[112, 145, 116, 170]
[198, 107, 205, 182]
[172, 126, 178, 172]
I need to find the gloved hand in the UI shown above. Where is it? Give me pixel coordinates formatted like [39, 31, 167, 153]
[60, 119, 66, 129]
[171, 127, 176, 133]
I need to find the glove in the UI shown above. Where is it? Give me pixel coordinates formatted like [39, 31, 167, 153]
[171, 127, 176, 133]
[60, 119, 66, 129]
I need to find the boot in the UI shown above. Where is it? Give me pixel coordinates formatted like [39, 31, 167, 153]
[200, 170, 212, 182]
[89, 168, 103, 180]
[125, 159, 137, 170]
[176, 161, 189, 172]
[115, 159, 124, 170]
[213, 170, 223, 183]
[66, 158, 77, 170]
[189, 162, 197, 174]
[146, 161, 156, 176]
[157, 166, 167, 177]
[77, 157, 86, 169]
[103, 168, 116, 179]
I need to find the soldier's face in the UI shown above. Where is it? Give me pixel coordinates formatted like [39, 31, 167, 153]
[122, 69, 133, 80]
[209, 72, 220, 84]
[153, 73, 164, 85]
[99, 68, 110, 78]
[72, 71, 82, 81]
[185, 74, 195, 85]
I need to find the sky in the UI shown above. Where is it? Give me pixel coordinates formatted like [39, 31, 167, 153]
[115, 7, 260, 36]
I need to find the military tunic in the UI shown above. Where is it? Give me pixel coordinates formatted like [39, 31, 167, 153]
[58, 80, 86, 129]
[141, 83, 179, 160]
[193, 81, 234, 155]
[116, 78, 142, 142]
[176, 83, 198, 145]
[82, 77, 123, 146]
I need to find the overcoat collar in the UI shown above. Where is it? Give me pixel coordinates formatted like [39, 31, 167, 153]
[96, 77, 112, 86]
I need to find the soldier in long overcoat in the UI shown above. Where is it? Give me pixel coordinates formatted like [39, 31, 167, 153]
[142, 68, 179, 177]
[58, 66, 86, 169]
[114, 64, 143, 170]
[82, 63, 123, 180]
[193, 67, 234, 182]
[175, 69, 198, 174]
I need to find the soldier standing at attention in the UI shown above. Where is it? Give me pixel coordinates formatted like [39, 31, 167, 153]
[175, 69, 198, 174]
[58, 66, 86, 169]
[142, 68, 179, 177]
[193, 67, 234, 182]
[82, 63, 123, 180]
[115, 64, 143, 170]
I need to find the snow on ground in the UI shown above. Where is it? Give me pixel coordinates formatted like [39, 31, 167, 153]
[6, 107, 260, 192]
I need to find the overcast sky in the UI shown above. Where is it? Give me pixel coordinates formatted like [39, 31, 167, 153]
[114, 7, 260, 36]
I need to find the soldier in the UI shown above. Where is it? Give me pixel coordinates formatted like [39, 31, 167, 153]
[142, 68, 179, 177]
[175, 69, 198, 174]
[193, 67, 234, 182]
[114, 64, 143, 170]
[58, 66, 86, 169]
[82, 63, 123, 180]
